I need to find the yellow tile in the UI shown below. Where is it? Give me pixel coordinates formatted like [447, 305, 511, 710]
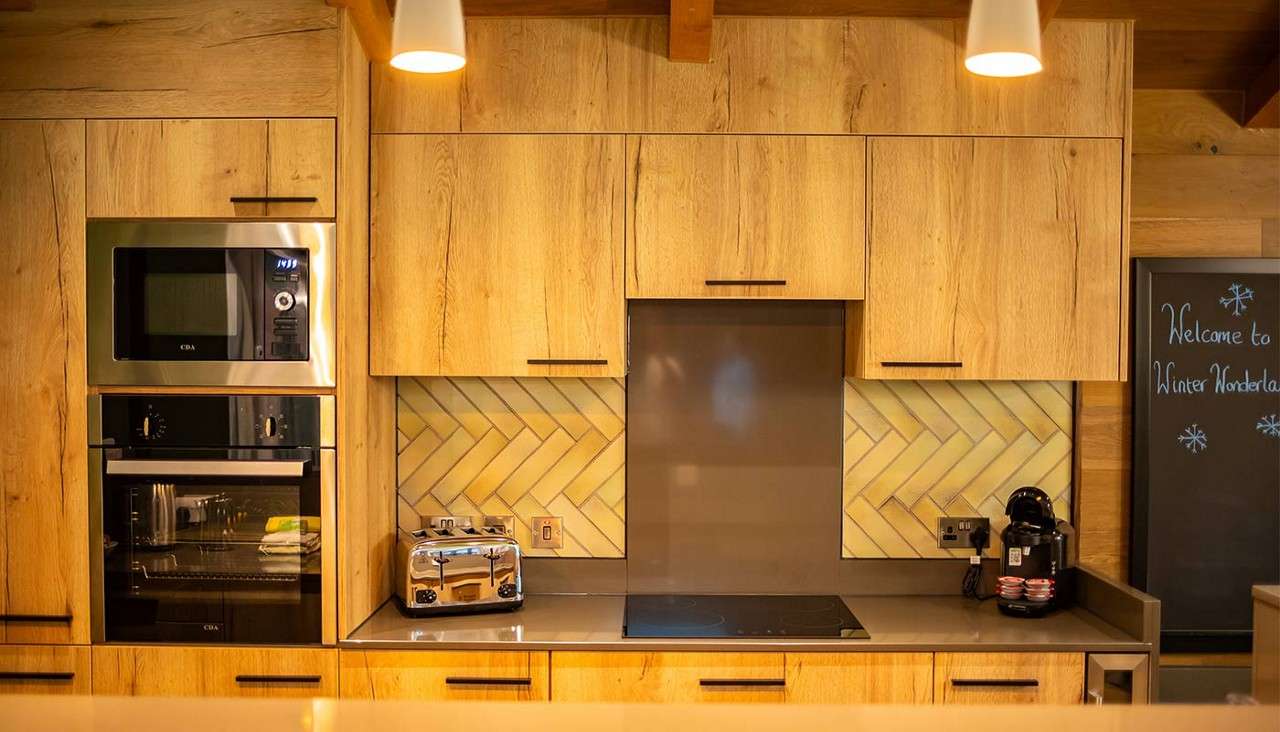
[910, 497, 968, 558]
[926, 431, 1007, 507]
[952, 381, 1023, 441]
[408, 492, 448, 527]
[880, 498, 948, 558]
[398, 428, 475, 505]
[396, 396, 427, 442]
[894, 430, 975, 508]
[1050, 381, 1073, 401]
[994, 431, 1072, 502]
[553, 378, 624, 440]
[843, 431, 907, 500]
[885, 380, 958, 440]
[851, 379, 923, 440]
[1020, 381, 1074, 435]
[495, 429, 575, 506]
[842, 513, 886, 558]
[549, 494, 622, 557]
[396, 427, 441, 490]
[862, 431, 942, 507]
[843, 380, 891, 440]
[842, 429, 876, 477]
[522, 378, 592, 439]
[433, 430, 509, 505]
[462, 428, 542, 505]
[918, 380, 992, 440]
[595, 465, 625, 509]
[1039, 455, 1072, 501]
[960, 431, 1043, 509]
[562, 434, 626, 505]
[452, 377, 525, 439]
[529, 429, 609, 506]
[985, 381, 1058, 442]
[846, 496, 916, 558]
[426, 378, 493, 439]
[580, 494, 626, 552]
[396, 431, 410, 453]
[585, 377, 626, 419]
[397, 495, 422, 534]
[445, 494, 481, 519]
[400, 377, 459, 439]
[486, 378, 560, 439]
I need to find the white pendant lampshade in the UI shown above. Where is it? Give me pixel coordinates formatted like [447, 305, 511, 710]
[965, 0, 1043, 77]
[390, 0, 466, 74]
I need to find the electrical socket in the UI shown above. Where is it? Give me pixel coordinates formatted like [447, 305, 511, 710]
[937, 517, 991, 550]
[530, 516, 563, 549]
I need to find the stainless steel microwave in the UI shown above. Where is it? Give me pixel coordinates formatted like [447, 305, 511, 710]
[87, 221, 335, 387]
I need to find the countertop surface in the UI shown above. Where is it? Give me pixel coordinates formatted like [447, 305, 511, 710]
[343, 594, 1150, 652]
[1255, 585, 1280, 608]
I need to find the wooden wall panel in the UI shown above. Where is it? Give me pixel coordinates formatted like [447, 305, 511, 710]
[1131, 154, 1280, 219]
[0, 0, 338, 118]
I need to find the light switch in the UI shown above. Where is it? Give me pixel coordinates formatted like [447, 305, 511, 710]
[530, 516, 563, 549]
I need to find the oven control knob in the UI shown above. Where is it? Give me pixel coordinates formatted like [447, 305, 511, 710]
[273, 291, 295, 312]
[139, 412, 165, 440]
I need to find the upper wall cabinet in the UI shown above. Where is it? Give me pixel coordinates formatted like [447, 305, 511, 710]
[373, 18, 1129, 137]
[371, 134, 625, 377]
[851, 136, 1123, 381]
[627, 135, 866, 299]
[87, 119, 335, 218]
[0, 0, 338, 118]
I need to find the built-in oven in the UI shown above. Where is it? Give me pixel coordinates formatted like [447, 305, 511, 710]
[87, 221, 334, 387]
[89, 394, 335, 645]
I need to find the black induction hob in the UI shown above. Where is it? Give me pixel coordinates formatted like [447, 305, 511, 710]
[623, 594, 870, 639]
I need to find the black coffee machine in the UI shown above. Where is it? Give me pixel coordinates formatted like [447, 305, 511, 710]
[998, 486, 1075, 618]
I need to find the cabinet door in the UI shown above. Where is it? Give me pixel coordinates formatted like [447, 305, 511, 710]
[371, 134, 625, 377]
[550, 651, 786, 703]
[0, 120, 89, 645]
[783, 652, 932, 703]
[935, 652, 1084, 704]
[0, 646, 91, 695]
[86, 119, 335, 218]
[339, 650, 549, 700]
[857, 136, 1122, 380]
[91, 646, 337, 697]
[627, 135, 865, 299]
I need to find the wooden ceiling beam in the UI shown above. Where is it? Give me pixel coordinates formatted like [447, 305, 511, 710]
[669, 0, 714, 63]
[1242, 56, 1279, 128]
[328, 0, 393, 62]
[1037, 0, 1061, 31]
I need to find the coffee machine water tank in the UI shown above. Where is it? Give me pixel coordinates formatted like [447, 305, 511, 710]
[998, 486, 1076, 618]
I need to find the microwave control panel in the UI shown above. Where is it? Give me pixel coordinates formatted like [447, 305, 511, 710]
[266, 250, 308, 361]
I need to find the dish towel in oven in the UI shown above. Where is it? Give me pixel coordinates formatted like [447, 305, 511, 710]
[258, 530, 321, 555]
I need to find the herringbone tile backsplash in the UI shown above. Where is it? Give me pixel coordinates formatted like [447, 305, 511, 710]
[395, 376, 1072, 560]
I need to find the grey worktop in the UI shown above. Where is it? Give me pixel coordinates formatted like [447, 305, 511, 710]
[342, 594, 1150, 653]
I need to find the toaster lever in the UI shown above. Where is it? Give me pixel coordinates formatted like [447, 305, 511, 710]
[432, 552, 450, 588]
[484, 549, 502, 586]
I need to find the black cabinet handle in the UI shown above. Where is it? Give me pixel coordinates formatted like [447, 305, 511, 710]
[951, 679, 1040, 687]
[229, 196, 319, 204]
[445, 677, 532, 686]
[234, 674, 322, 684]
[881, 361, 964, 368]
[705, 279, 787, 286]
[527, 359, 608, 366]
[0, 614, 72, 623]
[0, 672, 75, 681]
[699, 678, 786, 687]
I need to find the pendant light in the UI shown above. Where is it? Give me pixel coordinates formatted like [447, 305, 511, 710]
[390, 0, 466, 74]
[964, 0, 1043, 77]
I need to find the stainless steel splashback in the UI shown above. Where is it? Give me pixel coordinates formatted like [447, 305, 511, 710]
[625, 301, 845, 594]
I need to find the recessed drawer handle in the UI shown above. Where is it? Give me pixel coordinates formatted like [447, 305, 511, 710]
[234, 674, 322, 684]
[881, 361, 964, 368]
[229, 196, 319, 204]
[0, 614, 72, 623]
[951, 679, 1040, 687]
[527, 359, 608, 366]
[0, 672, 75, 681]
[699, 678, 787, 687]
[705, 279, 787, 286]
[445, 677, 532, 686]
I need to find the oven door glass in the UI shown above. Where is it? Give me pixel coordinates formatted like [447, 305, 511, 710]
[99, 448, 322, 644]
[114, 248, 262, 361]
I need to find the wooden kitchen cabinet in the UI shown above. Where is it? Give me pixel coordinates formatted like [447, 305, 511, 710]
[851, 136, 1123, 380]
[783, 652, 933, 703]
[339, 650, 550, 701]
[934, 652, 1085, 704]
[0, 646, 91, 695]
[371, 134, 625, 377]
[92, 646, 338, 698]
[0, 120, 89, 646]
[551, 652, 786, 703]
[626, 135, 866, 299]
[86, 118, 335, 218]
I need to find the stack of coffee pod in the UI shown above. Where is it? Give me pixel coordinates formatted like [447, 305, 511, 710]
[996, 576, 1025, 600]
[1023, 578, 1053, 602]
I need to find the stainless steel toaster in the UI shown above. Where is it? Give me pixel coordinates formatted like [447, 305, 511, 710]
[395, 515, 523, 616]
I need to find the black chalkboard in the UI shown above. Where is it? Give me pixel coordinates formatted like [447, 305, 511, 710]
[1133, 258, 1280, 652]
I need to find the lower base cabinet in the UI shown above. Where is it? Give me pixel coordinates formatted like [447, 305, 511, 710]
[338, 650, 549, 700]
[0, 645, 91, 696]
[934, 652, 1085, 704]
[784, 652, 933, 703]
[91, 646, 337, 698]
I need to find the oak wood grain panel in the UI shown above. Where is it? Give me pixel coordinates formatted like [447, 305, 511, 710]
[1131, 218, 1264, 258]
[336, 13, 399, 640]
[0, 120, 88, 645]
[91, 646, 338, 697]
[783, 653, 932, 703]
[339, 650, 549, 700]
[1132, 154, 1280, 219]
[1133, 90, 1279, 156]
[1254, 598, 1279, 703]
[550, 652, 786, 703]
[266, 119, 337, 218]
[371, 134, 625, 377]
[0, 646, 90, 695]
[0, 0, 338, 118]
[859, 136, 1123, 381]
[626, 135, 865, 299]
[934, 652, 1084, 704]
[371, 65, 462, 134]
[1072, 381, 1131, 582]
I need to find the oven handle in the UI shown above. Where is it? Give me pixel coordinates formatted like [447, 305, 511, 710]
[105, 459, 308, 478]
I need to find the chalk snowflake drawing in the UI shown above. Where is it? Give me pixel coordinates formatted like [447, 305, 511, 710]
[1219, 282, 1254, 317]
[1258, 414, 1280, 439]
[1177, 423, 1208, 454]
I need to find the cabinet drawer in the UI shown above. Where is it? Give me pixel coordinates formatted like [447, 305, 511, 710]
[784, 652, 932, 703]
[339, 650, 549, 700]
[935, 652, 1084, 704]
[91, 646, 337, 698]
[551, 652, 786, 703]
[0, 646, 91, 695]
[87, 119, 335, 218]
